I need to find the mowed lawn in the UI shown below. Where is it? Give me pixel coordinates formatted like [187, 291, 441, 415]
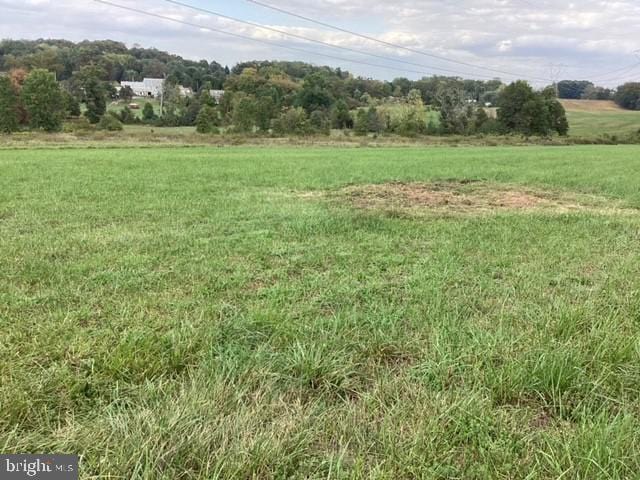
[1, 146, 640, 479]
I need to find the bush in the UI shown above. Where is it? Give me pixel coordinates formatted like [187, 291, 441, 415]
[393, 108, 426, 137]
[309, 110, 330, 135]
[62, 91, 81, 118]
[0, 75, 19, 133]
[476, 118, 502, 135]
[354, 109, 369, 136]
[271, 108, 311, 135]
[614, 83, 640, 111]
[97, 114, 123, 131]
[142, 102, 157, 123]
[63, 117, 93, 133]
[118, 106, 137, 125]
[196, 105, 219, 134]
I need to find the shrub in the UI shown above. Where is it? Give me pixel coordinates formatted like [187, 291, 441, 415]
[0, 75, 19, 133]
[354, 109, 369, 136]
[142, 102, 157, 123]
[119, 106, 137, 125]
[97, 114, 123, 131]
[309, 110, 330, 135]
[62, 91, 81, 118]
[196, 105, 219, 134]
[614, 83, 640, 111]
[394, 108, 426, 137]
[271, 108, 311, 135]
[63, 117, 94, 133]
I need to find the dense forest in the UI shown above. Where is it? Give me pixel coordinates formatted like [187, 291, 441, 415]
[7, 38, 637, 137]
[0, 39, 505, 105]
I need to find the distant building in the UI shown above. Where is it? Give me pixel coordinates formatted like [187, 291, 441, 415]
[210, 90, 225, 103]
[178, 86, 194, 98]
[120, 78, 165, 98]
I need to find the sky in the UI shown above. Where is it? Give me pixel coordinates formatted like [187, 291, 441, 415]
[1, 0, 639, 87]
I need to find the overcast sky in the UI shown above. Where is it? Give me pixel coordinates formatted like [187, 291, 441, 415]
[2, 0, 639, 86]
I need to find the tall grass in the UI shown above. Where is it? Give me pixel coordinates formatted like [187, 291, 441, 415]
[1, 145, 639, 478]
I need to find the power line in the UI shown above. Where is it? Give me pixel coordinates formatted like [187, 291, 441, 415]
[91, 0, 503, 80]
[593, 63, 640, 84]
[242, 0, 548, 81]
[160, 0, 548, 81]
[244, 0, 640, 85]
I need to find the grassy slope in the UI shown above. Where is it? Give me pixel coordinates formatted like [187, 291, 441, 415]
[107, 98, 163, 119]
[561, 100, 640, 137]
[1, 146, 640, 478]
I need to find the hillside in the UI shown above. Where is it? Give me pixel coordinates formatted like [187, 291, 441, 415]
[561, 100, 640, 137]
[560, 99, 625, 112]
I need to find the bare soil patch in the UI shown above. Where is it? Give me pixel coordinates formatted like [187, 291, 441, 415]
[336, 181, 636, 216]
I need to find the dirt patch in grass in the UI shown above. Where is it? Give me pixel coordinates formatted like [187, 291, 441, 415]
[335, 181, 637, 216]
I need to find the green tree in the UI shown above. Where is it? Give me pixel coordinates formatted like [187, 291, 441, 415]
[84, 79, 107, 123]
[142, 102, 157, 123]
[74, 66, 108, 124]
[295, 72, 333, 113]
[309, 109, 330, 134]
[21, 69, 64, 132]
[255, 96, 275, 131]
[497, 81, 567, 136]
[472, 106, 490, 133]
[614, 83, 640, 110]
[160, 83, 185, 126]
[557, 80, 593, 100]
[62, 90, 81, 117]
[118, 106, 136, 124]
[437, 85, 469, 134]
[366, 106, 385, 133]
[581, 85, 613, 100]
[232, 94, 258, 132]
[181, 97, 202, 126]
[394, 107, 426, 137]
[271, 107, 310, 135]
[542, 87, 569, 136]
[354, 109, 369, 136]
[97, 113, 123, 131]
[199, 89, 215, 107]
[196, 105, 218, 133]
[0, 75, 19, 133]
[331, 99, 352, 129]
[119, 85, 134, 102]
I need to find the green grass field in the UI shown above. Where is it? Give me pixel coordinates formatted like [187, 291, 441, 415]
[565, 110, 640, 137]
[1, 145, 640, 478]
[560, 100, 640, 137]
[107, 98, 162, 119]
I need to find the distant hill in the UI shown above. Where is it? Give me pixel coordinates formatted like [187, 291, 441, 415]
[560, 100, 640, 137]
[560, 99, 626, 113]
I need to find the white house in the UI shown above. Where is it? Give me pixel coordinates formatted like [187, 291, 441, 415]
[210, 90, 225, 103]
[120, 78, 165, 98]
[178, 86, 194, 98]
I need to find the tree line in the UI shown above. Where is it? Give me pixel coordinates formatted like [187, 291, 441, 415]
[1, 39, 570, 137]
[557, 79, 640, 110]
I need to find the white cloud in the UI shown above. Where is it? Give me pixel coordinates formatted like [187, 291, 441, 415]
[1, 0, 638, 86]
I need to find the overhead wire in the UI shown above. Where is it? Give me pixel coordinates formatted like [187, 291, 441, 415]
[242, 0, 546, 81]
[91, 0, 505, 80]
[243, 0, 640, 84]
